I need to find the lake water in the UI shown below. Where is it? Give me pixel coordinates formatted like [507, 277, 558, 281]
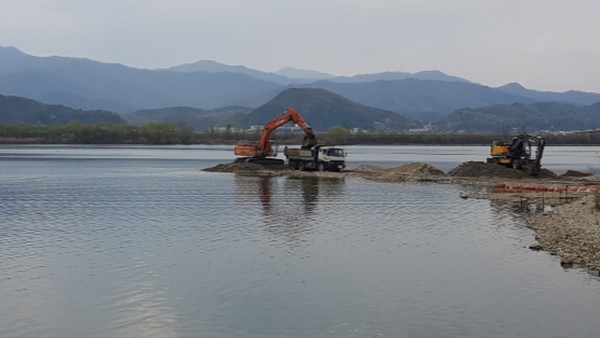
[1, 144, 600, 338]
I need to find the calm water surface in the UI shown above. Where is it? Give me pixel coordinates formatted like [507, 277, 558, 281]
[1, 145, 600, 338]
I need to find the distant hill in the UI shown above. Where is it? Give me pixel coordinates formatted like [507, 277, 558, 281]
[434, 102, 600, 132]
[0, 94, 125, 125]
[125, 106, 252, 130]
[332, 70, 470, 84]
[497, 82, 600, 106]
[241, 88, 421, 131]
[167, 60, 293, 84]
[301, 79, 535, 114]
[275, 66, 335, 81]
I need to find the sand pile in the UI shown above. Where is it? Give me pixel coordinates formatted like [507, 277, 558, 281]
[353, 165, 387, 173]
[352, 162, 446, 182]
[391, 163, 445, 176]
[354, 163, 444, 176]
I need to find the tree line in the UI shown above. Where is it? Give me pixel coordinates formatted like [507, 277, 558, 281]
[3, 122, 600, 145]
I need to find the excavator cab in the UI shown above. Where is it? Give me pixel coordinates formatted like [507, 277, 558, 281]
[234, 140, 278, 158]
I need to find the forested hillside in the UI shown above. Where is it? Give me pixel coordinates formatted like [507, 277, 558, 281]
[0, 94, 125, 125]
[435, 102, 600, 132]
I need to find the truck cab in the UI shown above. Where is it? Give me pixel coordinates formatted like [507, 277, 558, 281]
[284, 145, 346, 172]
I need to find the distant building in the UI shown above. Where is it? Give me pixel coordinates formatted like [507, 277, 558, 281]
[247, 124, 304, 133]
[408, 123, 433, 133]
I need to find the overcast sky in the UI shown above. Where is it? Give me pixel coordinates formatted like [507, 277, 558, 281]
[1, 0, 599, 92]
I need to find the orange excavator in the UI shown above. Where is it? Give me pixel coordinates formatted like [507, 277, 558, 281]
[234, 108, 317, 164]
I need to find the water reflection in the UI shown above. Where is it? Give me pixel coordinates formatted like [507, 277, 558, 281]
[234, 175, 345, 245]
[258, 176, 272, 213]
[301, 177, 319, 212]
[291, 177, 320, 213]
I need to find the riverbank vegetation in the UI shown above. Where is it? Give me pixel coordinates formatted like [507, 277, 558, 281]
[3, 123, 600, 145]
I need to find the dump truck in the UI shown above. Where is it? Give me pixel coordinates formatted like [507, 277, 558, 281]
[486, 134, 546, 175]
[284, 144, 346, 172]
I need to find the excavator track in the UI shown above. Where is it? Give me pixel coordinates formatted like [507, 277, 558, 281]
[235, 157, 285, 166]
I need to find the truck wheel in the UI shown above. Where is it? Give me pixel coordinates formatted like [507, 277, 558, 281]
[290, 161, 299, 170]
[298, 161, 305, 171]
[317, 163, 325, 171]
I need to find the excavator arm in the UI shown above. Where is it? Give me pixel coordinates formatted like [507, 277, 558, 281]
[234, 108, 316, 159]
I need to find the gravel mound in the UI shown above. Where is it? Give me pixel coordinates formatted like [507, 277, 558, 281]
[203, 161, 290, 173]
[537, 168, 558, 178]
[448, 161, 523, 178]
[447, 161, 556, 179]
[561, 170, 594, 177]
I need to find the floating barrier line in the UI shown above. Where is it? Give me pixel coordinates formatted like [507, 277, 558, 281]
[494, 183, 599, 193]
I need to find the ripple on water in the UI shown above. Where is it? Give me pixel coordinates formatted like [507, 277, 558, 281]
[2, 159, 600, 338]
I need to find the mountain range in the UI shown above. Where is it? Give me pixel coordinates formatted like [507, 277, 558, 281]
[2, 45, 600, 133]
[3, 46, 600, 113]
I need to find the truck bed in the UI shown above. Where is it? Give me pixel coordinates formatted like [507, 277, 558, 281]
[284, 148, 313, 158]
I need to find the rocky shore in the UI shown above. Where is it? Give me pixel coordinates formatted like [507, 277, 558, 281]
[204, 160, 600, 275]
[529, 194, 600, 273]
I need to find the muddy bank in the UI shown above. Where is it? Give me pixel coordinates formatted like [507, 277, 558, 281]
[204, 162, 291, 174]
[203, 160, 452, 182]
[204, 160, 600, 274]
[202, 160, 600, 185]
[204, 160, 593, 185]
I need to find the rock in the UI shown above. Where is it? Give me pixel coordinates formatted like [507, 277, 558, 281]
[560, 255, 577, 268]
[529, 243, 543, 251]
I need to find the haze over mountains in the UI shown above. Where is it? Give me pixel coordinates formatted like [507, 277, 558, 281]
[1, 45, 600, 132]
